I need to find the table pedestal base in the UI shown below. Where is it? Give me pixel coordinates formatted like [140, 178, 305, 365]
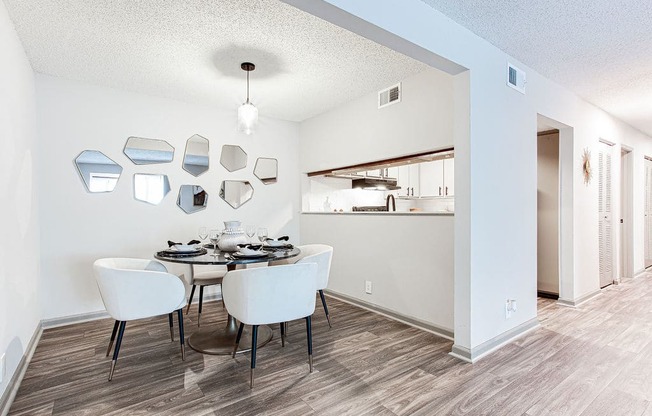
[187, 317, 273, 355]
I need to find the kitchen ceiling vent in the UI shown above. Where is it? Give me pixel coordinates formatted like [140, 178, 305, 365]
[507, 63, 526, 94]
[378, 83, 401, 108]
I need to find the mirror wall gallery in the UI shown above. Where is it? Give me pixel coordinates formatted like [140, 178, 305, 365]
[5, 0, 652, 414]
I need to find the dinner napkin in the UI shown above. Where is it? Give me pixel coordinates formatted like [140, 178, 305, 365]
[266, 236, 289, 242]
[167, 240, 201, 247]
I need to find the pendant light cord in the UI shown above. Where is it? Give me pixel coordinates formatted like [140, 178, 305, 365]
[246, 70, 250, 104]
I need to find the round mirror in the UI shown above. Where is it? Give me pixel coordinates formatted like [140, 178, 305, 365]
[254, 158, 278, 184]
[134, 174, 171, 205]
[124, 137, 174, 165]
[219, 180, 254, 209]
[220, 145, 247, 172]
[177, 185, 208, 214]
[74, 150, 123, 193]
[182, 135, 209, 176]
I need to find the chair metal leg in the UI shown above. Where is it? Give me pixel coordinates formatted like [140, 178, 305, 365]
[186, 285, 196, 314]
[109, 321, 126, 381]
[168, 313, 174, 341]
[198, 286, 204, 327]
[280, 322, 286, 347]
[220, 283, 225, 309]
[250, 325, 258, 388]
[106, 320, 119, 357]
[233, 322, 244, 358]
[177, 309, 185, 360]
[306, 316, 313, 373]
[319, 290, 331, 328]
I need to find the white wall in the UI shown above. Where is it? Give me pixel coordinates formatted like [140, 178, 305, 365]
[0, 2, 40, 400]
[301, 213, 454, 332]
[300, 68, 454, 172]
[537, 132, 559, 294]
[36, 75, 301, 319]
[287, 0, 652, 356]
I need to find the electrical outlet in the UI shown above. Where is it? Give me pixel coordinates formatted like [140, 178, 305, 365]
[505, 299, 517, 319]
[0, 353, 5, 383]
[365, 280, 372, 294]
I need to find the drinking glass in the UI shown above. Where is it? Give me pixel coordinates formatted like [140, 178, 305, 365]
[245, 225, 256, 243]
[198, 227, 208, 245]
[257, 227, 268, 243]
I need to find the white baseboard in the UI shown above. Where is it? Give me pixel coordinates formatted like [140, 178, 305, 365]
[0, 323, 42, 416]
[557, 288, 602, 308]
[450, 318, 540, 363]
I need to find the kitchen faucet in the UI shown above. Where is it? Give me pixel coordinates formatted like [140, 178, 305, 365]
[386, 194, 396, 212]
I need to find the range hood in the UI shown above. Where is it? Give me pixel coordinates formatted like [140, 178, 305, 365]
[352, 177, 401, 191]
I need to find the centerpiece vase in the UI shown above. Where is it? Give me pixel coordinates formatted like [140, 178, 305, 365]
[217, 221, 248, 252]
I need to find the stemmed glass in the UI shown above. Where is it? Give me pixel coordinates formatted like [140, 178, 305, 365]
[198, 227, 208, 246]
[257, 227, 268, 243]
[245, 225, 256, 244]
[209, 229, 221, 256]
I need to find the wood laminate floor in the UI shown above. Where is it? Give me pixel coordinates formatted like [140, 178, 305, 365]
[10, 274, 652, 415]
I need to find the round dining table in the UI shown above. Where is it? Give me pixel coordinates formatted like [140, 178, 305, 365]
[155, 245, 301, 355]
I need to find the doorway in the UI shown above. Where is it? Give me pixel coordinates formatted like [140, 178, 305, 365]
[598, 140, 614, 288]
[537, 129, 560, 298]
[644, 157, 652, 268]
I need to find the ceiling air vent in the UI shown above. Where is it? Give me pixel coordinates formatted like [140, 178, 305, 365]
[378, 83, 401, 109]
[507, 63, 526, 94]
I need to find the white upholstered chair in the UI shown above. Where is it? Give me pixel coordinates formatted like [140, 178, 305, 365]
[222, 263, 318, 388]
[272, 244, 334, 327]
[93, 258, 187, 381]
[185, 265, 227, 326]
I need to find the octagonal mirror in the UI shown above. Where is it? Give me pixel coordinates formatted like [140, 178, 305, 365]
[220, 145, 247, 172]
[220, 180, 254, 209]
[254, 158, 278, 184]
[177, 185, 208, 214]
[124, 137, 174, 165]
[134, 174, 171, 205]
[74, 150, 123, 193]
[182, 135, 209, 176]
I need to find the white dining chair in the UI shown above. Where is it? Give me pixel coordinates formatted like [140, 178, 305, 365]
[186, 265, 227, 327]
[93, 258, 187, 381]
[222, 263, 318, 388]
[271, 244, 334, 327]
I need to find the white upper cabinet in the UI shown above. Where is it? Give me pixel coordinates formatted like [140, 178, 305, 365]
[397, 164, 419, 197]
[418, 157, 454, 197]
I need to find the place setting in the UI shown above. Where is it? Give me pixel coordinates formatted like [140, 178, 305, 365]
[156, 239, 207, 258]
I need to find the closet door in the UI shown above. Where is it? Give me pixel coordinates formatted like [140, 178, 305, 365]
[598, 145, 613, 288]
[645, 159, 652, 268]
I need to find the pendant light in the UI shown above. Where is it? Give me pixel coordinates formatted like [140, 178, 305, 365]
[238, 62, 258, 135]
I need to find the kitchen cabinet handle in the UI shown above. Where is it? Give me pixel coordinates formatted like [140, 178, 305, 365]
[445, 186, 448, 196]
[439, 186, 442, 196]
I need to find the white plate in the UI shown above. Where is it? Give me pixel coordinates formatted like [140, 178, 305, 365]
[173, 245, 198, 252]
[234, 251, 268, 258]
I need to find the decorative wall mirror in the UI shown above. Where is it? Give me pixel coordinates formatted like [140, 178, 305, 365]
[220, 145, 247, 172]
[134, 174, 171, 205]
[219, 180, 254, 209]
[74, 150, 123, 193]
[124, 137, 174, 165]
[182, 134, 209, 176]
[254, 158, 278, 184]
[177, 185, 208, 214]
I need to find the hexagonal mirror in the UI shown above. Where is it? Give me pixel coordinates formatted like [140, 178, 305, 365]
[124, 137, 174, 165]
[182, 135, 209, 176]
[134, 174, 171, 205]
[219, 180, 253, 209]
[74, 150, 123, 193]
[177, 185, 208, 214]
[220, 145, 247, 172]
[254, 158, 278, 184]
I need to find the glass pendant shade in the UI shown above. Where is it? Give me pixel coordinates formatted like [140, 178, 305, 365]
[238, 101, 258, 135]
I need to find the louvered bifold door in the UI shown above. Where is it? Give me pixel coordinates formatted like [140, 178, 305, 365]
[599, 147, 614, 288]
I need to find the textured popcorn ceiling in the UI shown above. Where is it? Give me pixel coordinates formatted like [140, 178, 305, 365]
[420, 0, 652, 136]
[4, 0, 430, 122]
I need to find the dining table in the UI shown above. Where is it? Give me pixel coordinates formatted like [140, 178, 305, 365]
[154, 245, 301, 355]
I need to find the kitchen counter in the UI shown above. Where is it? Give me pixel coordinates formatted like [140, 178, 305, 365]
[302, 211, 454, 216]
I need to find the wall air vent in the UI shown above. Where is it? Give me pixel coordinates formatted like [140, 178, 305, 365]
[378, 83, 401, 109]
[507, 63, 526, 94]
